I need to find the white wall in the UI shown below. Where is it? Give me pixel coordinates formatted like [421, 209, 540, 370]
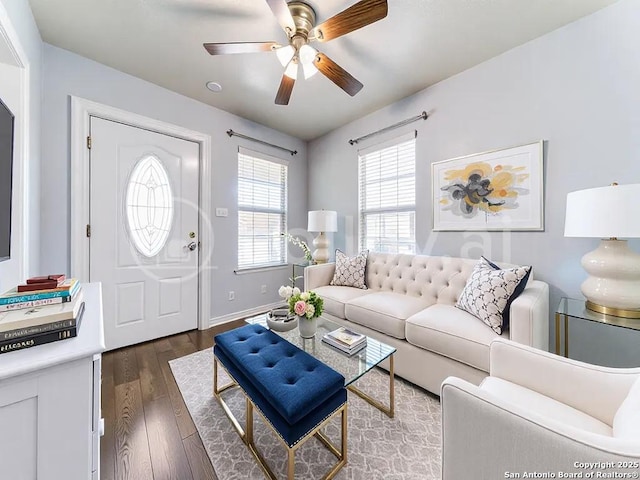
[41, 44, 308, 321]
[0, 0, 41, 292]
[308, 0, 640, 366]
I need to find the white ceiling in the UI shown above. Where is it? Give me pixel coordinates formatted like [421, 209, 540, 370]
[28, 0, 616, 140]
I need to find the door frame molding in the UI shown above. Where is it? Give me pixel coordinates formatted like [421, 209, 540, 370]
[70, 96, 212, 331]
[0, 3, 32, 284]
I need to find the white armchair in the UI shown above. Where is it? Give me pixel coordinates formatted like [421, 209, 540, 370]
[441, 339, 640, 480]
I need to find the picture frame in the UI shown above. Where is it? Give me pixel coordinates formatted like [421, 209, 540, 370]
[432, 141, 544, 231]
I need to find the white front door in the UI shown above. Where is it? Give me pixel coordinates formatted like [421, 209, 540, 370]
[89, 117, 200, 350]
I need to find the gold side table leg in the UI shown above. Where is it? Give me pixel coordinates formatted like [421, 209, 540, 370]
[555, 313, 561, 355]
[564, 314, 569, 358]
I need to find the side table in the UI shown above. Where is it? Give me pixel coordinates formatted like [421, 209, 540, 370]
[290, 261, 311, 289]
[555, 297, 640, 357]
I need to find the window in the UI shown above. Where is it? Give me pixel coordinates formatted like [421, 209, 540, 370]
[237, 147, 288, 269]
[359, 132, 416, 254]
[125, 155, 174, 257]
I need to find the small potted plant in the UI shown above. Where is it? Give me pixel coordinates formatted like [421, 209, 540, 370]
[278, 285, 324, 338]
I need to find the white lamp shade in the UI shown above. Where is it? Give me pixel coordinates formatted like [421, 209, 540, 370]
[276, 45, 295, 67]
[283, 60, 298, 80]
[299, 45, 317, 65]
[308, 210, 337, 232]
[302, 62, 318, 79]
[564, 184, 640, 238]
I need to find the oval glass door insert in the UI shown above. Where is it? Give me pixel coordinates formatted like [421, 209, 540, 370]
[125, 155, 174, 257]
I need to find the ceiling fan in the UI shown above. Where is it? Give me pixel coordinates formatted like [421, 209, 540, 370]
[203, 0, 388, 105]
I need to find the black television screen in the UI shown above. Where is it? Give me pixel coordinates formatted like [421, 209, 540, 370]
[0, 98, 14, 262]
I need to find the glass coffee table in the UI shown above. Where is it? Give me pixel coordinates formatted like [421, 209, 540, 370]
[246, 313, 397, 417]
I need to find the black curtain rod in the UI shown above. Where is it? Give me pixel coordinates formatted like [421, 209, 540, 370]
[348, 111, 428, 146]
[227, 129, 298, 156]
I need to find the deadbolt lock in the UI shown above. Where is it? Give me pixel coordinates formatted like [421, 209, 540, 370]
[189, 231, 196, 239]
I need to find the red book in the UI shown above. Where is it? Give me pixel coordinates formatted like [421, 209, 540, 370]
[26, 274, 65, 285]
[17, 281, 61, 292]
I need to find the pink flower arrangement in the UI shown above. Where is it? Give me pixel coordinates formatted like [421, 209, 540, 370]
[294, 300, 307, 316]
[278, 286, 324, 320]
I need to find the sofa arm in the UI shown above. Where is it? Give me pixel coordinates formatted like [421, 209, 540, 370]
[304, 263, 335, 291]
[490, 338, 640, 426]
[509, 279, 549, 349]
[441, 376, 640, 480]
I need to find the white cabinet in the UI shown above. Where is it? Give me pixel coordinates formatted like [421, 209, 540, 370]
[0, 283, 105, 480]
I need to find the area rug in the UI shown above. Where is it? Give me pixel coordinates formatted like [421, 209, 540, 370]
[170, 348, 442, 479]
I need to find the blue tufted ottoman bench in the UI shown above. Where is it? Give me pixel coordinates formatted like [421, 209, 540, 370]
[213, 323, 347, 479]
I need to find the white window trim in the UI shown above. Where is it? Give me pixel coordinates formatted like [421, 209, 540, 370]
[358, 131, 417, 254]
[237, 147, 288, 270]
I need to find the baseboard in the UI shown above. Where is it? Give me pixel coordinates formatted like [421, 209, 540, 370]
[208, 301, 285, 328]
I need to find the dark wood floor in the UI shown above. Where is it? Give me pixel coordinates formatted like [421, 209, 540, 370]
[100, 319, 246, 480]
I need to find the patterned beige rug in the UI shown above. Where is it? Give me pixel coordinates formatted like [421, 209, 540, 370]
[170, 348, 442, 479]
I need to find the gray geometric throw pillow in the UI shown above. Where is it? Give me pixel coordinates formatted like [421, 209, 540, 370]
[330, 250, 368, 289]
[456, 257, 531, 335]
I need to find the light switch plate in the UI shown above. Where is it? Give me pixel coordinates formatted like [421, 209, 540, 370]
[215, 208, 228, 217]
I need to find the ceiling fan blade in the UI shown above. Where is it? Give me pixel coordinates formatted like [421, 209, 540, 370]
[312, 0, 388, 42]
[265, 0, 296, 35]
[275, 75, 295, 105]
[313, 53, 363, 96]
[203, 42, 278, 55]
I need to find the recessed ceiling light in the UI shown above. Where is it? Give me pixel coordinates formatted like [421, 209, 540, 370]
[206, 81, 222, 92]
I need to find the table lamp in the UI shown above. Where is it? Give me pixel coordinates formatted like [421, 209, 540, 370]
[307, 210, 337, 264]
[564, 183, 640, 318]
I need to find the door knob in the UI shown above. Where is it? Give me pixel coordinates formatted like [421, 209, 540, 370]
[186, 241, 197, 251]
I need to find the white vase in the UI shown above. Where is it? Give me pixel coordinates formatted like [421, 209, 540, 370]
[298, 316, 317, 338]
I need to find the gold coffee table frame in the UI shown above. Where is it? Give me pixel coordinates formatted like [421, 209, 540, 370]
[246, 314, 397, 419]
[347, 354, 394, 418]
[213, 356, 347, 480]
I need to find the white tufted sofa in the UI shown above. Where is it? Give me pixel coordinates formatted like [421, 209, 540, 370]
[304, 252, 550, 395]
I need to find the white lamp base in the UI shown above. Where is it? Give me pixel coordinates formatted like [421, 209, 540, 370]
[581, 239, 640, 318]
[312, 232, 330, 264]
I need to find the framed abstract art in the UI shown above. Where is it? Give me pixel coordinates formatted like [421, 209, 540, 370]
[432, 141, 544, 231]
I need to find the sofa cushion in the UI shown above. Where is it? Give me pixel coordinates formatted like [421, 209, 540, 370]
[456, 257, 531, 334]
[481, 377, 613, 437]
[405, 304, 500, 371]
[613, 376, 640, 440]
[366, 253, 475, 305]
[484, 257, 531, 329]
[313, 285, 372, 319]
[345, 292, 431, 340]
[330, 249, 368, 289]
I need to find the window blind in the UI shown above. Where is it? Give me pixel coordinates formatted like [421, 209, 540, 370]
[358, 133, 416, 254]
[237, 148, 288, 269]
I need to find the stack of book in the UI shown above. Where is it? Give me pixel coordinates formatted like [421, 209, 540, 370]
[322, 327, 367, 355]
[0, 276, 85, 354]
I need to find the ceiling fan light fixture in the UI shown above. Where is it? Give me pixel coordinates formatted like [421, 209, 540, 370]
[275, 45, 296, 67]
[284, 60, 299, 80]
[302, 62, 318, 79]
[299, 44, 318, 79]
[299, 44, 317, 66]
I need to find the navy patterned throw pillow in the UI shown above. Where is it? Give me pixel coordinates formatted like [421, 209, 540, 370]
[456, 257, 531, 334]
[330, 250, 368, 289]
